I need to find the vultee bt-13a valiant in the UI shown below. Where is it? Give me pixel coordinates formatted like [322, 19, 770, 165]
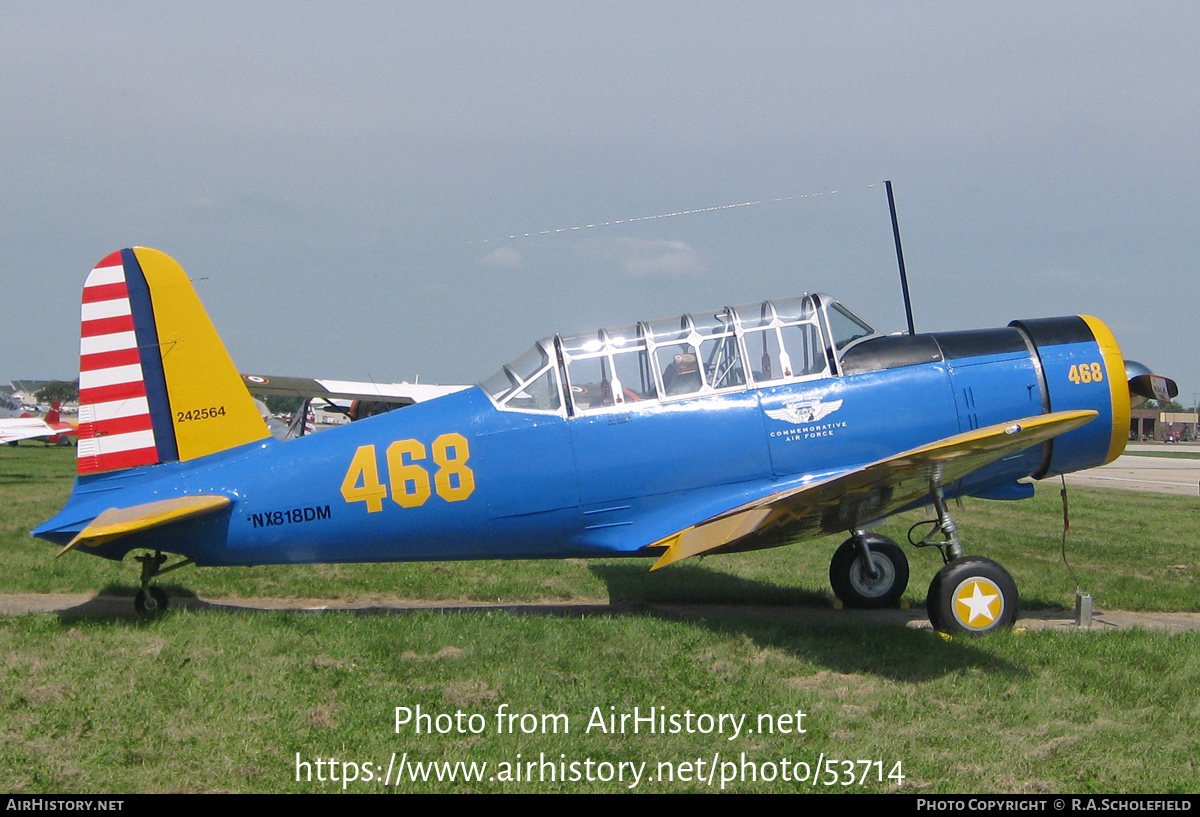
[34, 248, 1176, 633]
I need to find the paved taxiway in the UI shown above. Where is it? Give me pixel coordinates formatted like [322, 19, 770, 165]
[1067, 445, 1200, 497]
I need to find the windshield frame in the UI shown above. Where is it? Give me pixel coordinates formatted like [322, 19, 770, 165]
[481, 294, 876, 415]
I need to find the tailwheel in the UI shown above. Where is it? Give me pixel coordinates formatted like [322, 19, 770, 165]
[132, 550, 193, 619]
[829, 533, 909, 609]
[134, 587, 169, 618]
[926, 557, 1018, 635]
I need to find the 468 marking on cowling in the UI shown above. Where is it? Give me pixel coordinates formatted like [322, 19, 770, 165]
[248, 505, 332, 528]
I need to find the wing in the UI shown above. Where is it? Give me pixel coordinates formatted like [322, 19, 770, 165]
[0, 417, 62, 444]
[241, 374, 468, 405]
[648, 409, 1097, 570]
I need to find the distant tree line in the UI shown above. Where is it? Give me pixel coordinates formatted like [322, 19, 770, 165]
[35, 380, 78, 404]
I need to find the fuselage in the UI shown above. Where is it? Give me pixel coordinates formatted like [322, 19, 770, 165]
[35, 305, 1127, 567]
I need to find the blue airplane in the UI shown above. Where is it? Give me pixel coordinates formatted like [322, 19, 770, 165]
[34, 248, 1177, 634]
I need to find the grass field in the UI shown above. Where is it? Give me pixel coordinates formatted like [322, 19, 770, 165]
[1, 445, 1198, 793]
[1123, 449, 1200, 460]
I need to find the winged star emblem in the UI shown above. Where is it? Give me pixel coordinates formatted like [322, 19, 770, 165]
[764, 399, 844, 425]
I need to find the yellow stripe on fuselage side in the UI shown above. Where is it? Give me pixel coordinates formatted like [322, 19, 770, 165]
[1080, 315, 1130, 466]
[133, 248, 269, 461]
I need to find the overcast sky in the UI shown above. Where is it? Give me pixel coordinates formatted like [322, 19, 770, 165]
[2, 2, 1197, 403]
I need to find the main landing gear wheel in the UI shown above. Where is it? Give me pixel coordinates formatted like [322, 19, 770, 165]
[829, 534, 910, 609]
[134, 587, 169, 618]
[926, 557, 1018, 635]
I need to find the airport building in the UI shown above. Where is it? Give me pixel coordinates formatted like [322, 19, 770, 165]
[1131, 408, 1197, 442]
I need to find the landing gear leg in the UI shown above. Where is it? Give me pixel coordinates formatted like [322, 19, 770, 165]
[132, 551, 194, 619]
[917, 487, 964, 564]
[918, 488, 1018, 635]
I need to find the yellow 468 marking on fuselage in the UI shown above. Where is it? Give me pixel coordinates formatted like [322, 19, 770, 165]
[1067, 362, 1104, 385]
[340, 433, 475, 513]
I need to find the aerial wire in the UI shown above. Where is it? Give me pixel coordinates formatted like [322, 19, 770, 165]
[462, 181, 887, 246]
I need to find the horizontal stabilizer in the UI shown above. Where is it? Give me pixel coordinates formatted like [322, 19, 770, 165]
[57, 495, 231, 557]
[649, 409, 1097, 570]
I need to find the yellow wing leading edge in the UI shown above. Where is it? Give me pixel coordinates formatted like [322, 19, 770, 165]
[648, 410, 1097, 570]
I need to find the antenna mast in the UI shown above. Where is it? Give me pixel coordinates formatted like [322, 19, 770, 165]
[885, 180, 916, 335]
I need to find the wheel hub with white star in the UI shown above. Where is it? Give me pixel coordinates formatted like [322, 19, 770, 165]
[951, 576, 1005, 631]
[926, 557, 1019, 635]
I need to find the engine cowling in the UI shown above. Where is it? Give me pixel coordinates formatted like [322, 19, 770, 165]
[1009, 315, 1131, 478]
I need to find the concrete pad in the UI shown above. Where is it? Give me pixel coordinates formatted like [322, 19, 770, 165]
[1069, 453, 1200, 496]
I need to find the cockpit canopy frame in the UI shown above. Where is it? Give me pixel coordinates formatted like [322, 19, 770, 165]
[480, 293, 879, 416]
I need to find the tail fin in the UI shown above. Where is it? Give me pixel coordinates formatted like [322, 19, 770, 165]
[77, 248, 269, 474]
